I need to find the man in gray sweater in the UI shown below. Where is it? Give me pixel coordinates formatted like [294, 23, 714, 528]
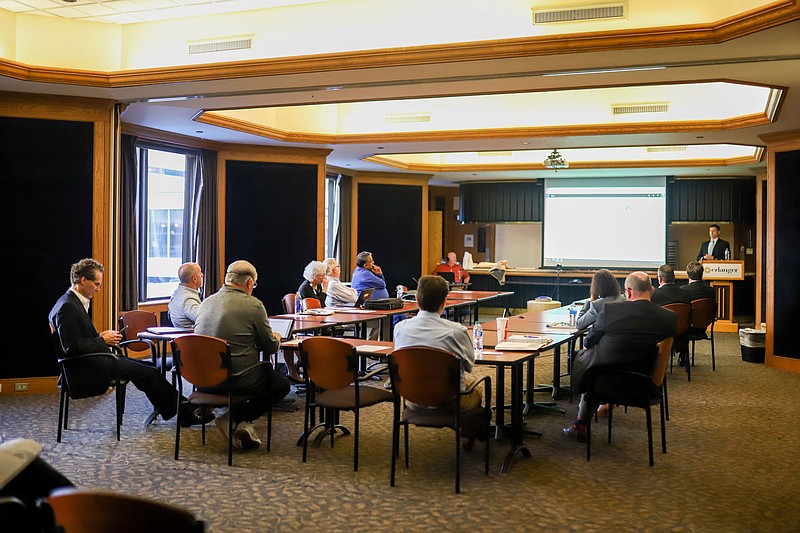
[195, 260, 290, 450]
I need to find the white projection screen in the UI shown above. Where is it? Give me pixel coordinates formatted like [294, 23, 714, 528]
[542, 177, 667, 269]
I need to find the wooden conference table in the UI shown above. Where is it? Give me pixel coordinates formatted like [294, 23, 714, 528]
[480, 306, 581, 401]
[275, 291, 512, 341]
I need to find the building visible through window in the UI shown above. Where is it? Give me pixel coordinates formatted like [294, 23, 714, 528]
[138, 147, 190, 300]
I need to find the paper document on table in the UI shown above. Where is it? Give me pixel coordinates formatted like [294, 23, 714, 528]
[356, 345, 390, 353]
[302, 309, 334, 316]
[495, 336, 553, 351]
[547, 322, 577, 331]
[328, 308, 378, 314]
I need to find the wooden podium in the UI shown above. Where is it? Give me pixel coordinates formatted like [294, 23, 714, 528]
[698, 260, 744, 333]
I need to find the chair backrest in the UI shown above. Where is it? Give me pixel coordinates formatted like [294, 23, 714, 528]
[282, 293, 296, 314]
[389, 347, 460, 407]
[300, 337, 358, 391]
[690, 298, 716, 330]
[652, 338, 673, 387]
[49, 322, 116, 398]
[119, 310, 158, 353]
[302, 297, 322, 310]
[171, 334, 230, 389]
[48, 488, 204, 533]
[663, 302, 691, 336]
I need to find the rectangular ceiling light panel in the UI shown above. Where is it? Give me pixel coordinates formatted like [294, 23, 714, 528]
[612, 102, 669, 115]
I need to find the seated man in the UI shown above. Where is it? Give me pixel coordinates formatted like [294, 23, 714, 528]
[680, 260, 717, 362]
[49, 258, 209, 426]
[351, 251, 390, 339]
[393, 275, 484, 448]
[194, 260, 290, 450]
[168, 262, 203, 328]
[651, 264, 692, 306]
[562, 272, 676, 442]
[651, 264, 692, 366]
[351, 251, 389, 299]
[432, 251, 470, 284]
[323, 258, 358, 307]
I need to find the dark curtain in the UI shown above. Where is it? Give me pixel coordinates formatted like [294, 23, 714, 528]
[120, 134, 139, 311]
[196, 149, 220, 296]
[337, 174, 353, 281]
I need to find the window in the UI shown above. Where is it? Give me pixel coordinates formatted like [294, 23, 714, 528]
[137, 146, 195, 301]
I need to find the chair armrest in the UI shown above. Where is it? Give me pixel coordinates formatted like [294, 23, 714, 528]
[120, 338, 157, 351]
[58, 352, 117, 365]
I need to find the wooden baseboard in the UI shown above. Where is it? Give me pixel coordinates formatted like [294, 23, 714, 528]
[765, 354, 800, 373]
[0, 376, 58, 395]
[715, 320, 739, 333]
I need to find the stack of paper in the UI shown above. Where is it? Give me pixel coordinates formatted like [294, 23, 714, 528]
[495, 335, 553, 351]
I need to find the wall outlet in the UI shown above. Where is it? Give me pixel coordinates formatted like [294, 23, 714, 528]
[14, 382, 29, 392]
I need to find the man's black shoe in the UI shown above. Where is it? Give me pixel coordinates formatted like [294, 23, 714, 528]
[179, 405, 215, 427]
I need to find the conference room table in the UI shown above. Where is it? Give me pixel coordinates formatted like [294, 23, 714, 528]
[480, 309, 581, 401]
[275, 296, 484, 341]
[281, 333, 546, 473]
[444, 290, 514, 324]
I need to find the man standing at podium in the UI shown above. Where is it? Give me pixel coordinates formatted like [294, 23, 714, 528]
[697, 224, 731, 261]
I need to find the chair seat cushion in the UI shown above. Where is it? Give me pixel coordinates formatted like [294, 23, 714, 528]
[402, 405, 484, 429]
[316, 385, 392, 409]
[188, 391, 246, 407]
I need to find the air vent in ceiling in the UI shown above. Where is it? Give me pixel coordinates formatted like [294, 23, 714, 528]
[647, 146, 687, 153]
[533, 3, 626, 25]
[612, 102, 669, 115]
[385, 113, 431, 124]
[478, 151, 513, 157]
[188, 36, 253, 55]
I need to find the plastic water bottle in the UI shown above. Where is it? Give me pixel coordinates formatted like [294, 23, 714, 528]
[568, 304, 577, 326]
[396, 285, 404, 299]
[724, 247, 731, 260]
[295, 294, 303, 314]
[472, 322, 483, 353]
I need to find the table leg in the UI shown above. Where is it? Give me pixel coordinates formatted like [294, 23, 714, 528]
[500, 362, 532, 473]
[494, 366, 505, 440]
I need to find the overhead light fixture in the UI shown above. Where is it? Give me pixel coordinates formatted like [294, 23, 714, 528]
[543, 149, 569, 170]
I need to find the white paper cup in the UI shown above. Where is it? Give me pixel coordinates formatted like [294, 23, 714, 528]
[496, 317, 509, 342]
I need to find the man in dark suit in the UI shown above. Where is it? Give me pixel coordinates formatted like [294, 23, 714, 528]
[679, 260, 717, 363]
[49, 258, 209, 425]
[697, 224, 731, 261]
[563, 272, 676, 442]
[651, 264, 692, 306]
[651, 264, 692, 366]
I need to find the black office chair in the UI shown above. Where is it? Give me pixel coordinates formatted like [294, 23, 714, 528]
[50, 323, 127, 442]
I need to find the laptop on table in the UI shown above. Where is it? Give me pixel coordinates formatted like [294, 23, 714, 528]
[354, 288, 375, 308]
[268, 317, 295, 341]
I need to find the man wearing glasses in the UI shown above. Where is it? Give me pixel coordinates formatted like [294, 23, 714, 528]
[49, 258, 211, 426]
[194, 260, 290, 450]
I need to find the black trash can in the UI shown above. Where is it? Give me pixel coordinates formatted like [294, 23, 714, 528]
[739, 328, 766, 363]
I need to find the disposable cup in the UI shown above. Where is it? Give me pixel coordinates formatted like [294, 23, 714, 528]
[496, 317, 509, 342]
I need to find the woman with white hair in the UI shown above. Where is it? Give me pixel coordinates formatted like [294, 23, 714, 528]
[297, 260, 328, 303]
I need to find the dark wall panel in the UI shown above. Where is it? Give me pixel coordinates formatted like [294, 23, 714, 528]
[773, 151, 800, 358]
[668, 179, 755, 223]
[357, 183, 422, 289]
[460, 181, 543, 223]
[225, 161, 318, 316]
[0, 117, 94, 378]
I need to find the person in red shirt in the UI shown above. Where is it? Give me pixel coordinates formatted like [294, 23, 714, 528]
[432, 251, 470, 284]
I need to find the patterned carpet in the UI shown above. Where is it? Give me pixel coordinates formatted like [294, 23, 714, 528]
[2, 332, 799, 532]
